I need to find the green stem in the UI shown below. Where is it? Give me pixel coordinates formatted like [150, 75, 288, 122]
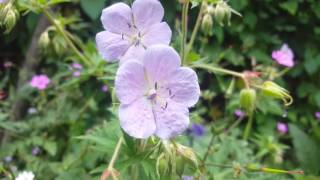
[191, 63, 244, 78]
[106, 136, 124, 180]
[201, 133, 215, 165]
[243, 112, 253, 140]
[42, 9, 91, 66]
[181, 1, 190, 65]
[187, 1, 206, 55]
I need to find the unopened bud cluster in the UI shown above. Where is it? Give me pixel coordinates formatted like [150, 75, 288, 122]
[0, 1, 19, 33]
[201, 0, 241, 35]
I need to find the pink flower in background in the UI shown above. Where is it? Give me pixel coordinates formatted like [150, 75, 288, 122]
[72, 63, 82, 70]
[115, 45, 200, 139]
[315, 112, 320, 120]
[96, 0, 172, 63]
[29, 75, 50, 90]
[277, 122, 288, 134]
[73, 71, 81, 77]
[272, 44, 294, 67]
[234, 109, 245, 118]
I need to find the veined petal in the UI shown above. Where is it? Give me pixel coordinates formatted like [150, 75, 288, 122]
[142, 22, 172, 46]
[119, 98, 156, 139]
[154, 100, 189, 139]
[120, 45, 146, 65]
[101, 3, 133, 35]
[132, 0, 164, 30]
[167, 67, 200, 107]
[143, 45, 181, 83]
[96, 31, 130, 61]
[115, 61, 148, 104]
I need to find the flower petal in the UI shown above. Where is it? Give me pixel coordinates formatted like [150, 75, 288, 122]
[132, 0, 164, 30]
[167, 67, 200, 107]
[115, 61, 148, 104]
[143, 45, 181, 83]
[142, 22, 172, 46]
[120, 45, 146, 64]
[154, 100, 189, 139]
[96, 31, 130, 62]
[119, 98, 156, 139]
[101, 3, 133, 35]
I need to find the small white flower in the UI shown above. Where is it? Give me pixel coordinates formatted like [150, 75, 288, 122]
[15, 171, 35, 180]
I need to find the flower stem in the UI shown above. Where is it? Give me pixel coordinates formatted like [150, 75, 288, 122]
[243, 112, 253, 140]
[181, 0, 190, 65]
[42, 9, 91, 67]
[102, 136, 124, 180]
[191, 63, 244, 78]
[187, 1, 206, 55]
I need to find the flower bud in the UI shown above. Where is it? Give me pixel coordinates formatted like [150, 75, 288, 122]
[201, 13, 213, 35]
[239, 89, 256, 113]
[214, 3, 226, 26]
[39, 31, 50, 50]
[175, 156, 185, 177]
[261, 81, 293, 106]
[206, 5, 215, 15]
[176, 144, 198, 168]
[4, 8, 17, 33]
[156, 153, 169, 177]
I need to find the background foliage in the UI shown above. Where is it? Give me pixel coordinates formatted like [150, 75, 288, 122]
[0, 0, 320, 179]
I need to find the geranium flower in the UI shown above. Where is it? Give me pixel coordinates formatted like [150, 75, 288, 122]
[29, 74, 50, 90]
[96, 0, 172, 63]
[272, 44, 294, 67]
[115, 45, 200, 139]
[315, 112, 320, 120]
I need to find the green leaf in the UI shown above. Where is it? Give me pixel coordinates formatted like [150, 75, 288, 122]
[80, 0, 106, 20]
[289, 124, 320, 174]
[279, 1, 298, 15]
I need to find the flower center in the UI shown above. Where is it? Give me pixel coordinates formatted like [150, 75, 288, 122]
[148, 88, 157, 100]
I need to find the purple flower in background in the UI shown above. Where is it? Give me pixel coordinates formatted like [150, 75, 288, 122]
[4, 156, 12, 163]
[272, 44, 294, 67]
[234, 109, 245, 118]
[31, 147, 41, 156]
[315, 112, 320, 120]
[277, 122, 288, 134]
[115, 45, 200, 139]
[101, 85, 109, 92]
[96, 0, 172, 63]
[188, 123, 205, 137]
[29, 75, 50, 90]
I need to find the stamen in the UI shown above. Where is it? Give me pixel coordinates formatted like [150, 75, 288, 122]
[121, 34, 124, 40]
[155, 82, 158, 90]
[161, 102, 168, 110]
[127, 23, 132, 28]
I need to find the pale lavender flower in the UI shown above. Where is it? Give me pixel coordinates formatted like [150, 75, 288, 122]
[315, 112, 320, 120]
[15, 171, 35, 180]
[272, 44, 294, 67]
[234, 109, 245, 118]
[277, 122, 288, 134]
[0, 0, 8, 4]
[29, 75, 50, 90]
[102, 85, 109, 92]
[96, 0, 172, 64]
[115, 45, 200, 139]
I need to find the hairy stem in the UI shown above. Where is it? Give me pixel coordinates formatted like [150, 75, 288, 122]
[191, 63, 244, 78]
[42, 9, 91, 66]
[243, 112, 253, 139]
[104, 136, 123, 180]
[181, 0, 190, 65]
[187, 1, 206, 55]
